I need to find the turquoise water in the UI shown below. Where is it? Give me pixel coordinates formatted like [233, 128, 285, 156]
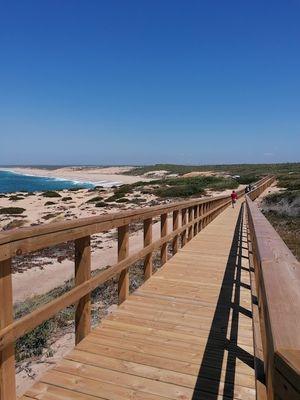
[0, 171, 94, 193]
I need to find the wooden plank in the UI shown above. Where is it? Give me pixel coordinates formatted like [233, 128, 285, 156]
[25, 382, 106, 399]
[67, 348, 255, 390]
[83, 333, 253, 372]
[54, 357, 255, 400]
[75, 236, 91, 344]
[118, 225, 129, 304]
[91, 325, 253, 356]
[39, 369, 167, 400]
[76, 339, 255, 381]
[0, 258, 16, 400]
[54, 358, 195, 400]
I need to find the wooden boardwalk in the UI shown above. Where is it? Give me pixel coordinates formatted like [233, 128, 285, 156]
[21, 201, 256, 400]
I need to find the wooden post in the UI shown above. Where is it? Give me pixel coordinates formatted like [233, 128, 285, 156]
[161, 213, 168, 265]
[172, 210, 179, 255]
[75, 236, 91, 345]
[193, 205, 198, 236]
[144, 218, 152, 280]
[198, 204, 203, 232]
[0, 259, 16, 400]
[181, 208, 187, 246]
[118, 225, 129, 304]
[188, 207, 193, 241]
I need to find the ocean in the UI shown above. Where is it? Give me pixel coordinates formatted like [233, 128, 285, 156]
[0, 170, 94, 193]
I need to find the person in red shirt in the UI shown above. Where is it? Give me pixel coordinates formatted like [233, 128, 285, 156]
[231, 190, 238, 208]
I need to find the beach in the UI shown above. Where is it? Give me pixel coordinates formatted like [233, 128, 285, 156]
[1, 166, 148, 186]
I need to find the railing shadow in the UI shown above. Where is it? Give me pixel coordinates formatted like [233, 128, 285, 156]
[192, 203, 254, 399]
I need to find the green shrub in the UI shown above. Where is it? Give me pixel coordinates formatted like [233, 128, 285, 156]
[0, 207, 25, 215]
[68, 187, 84, 192]
[44, 201, 56, 206]
[116, 198, 129, 203]
[264, 190, 300, 205]
[156, 185, 205, 198]
[129, 198, 147, 204]
[16, 320, 53, 362]
[62, 196, 72, 202]
[42, 213, 60, 220]
[86, 196, 103, 203]
[95, 202, 107, 207]
[105, 195, 118, 202]
[42, 191, 61, 198]
[236, 174, 261, 185]
[3, 220, 26, 230]
[9, 195, 24, 201]
[277, 174, 300, 190]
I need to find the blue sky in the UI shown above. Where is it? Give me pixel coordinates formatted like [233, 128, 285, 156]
[1, 0, 299, 165]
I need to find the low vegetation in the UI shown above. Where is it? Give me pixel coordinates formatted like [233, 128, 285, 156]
[262, 181, 300, 260]
[2, 219, 26, 230]
[61, 196, 72, 202]
[95, 201, 107, 207]
[44, 201, 56, 206]
[128, 162, 300, 178]
[9, 195, 25, 201]
[42, 191, 62, 198]
[107, 175, 238, 200]
[0, 207, 26, 215]
[42, 213, 61, 220]
[86, 196, 103, 203]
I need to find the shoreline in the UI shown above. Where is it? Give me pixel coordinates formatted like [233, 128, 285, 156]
[0, 166, 148, 186]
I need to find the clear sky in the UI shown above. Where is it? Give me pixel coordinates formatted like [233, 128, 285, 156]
[1, 0, 299, 165]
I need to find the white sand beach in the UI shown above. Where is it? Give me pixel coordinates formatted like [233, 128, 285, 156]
[1, 166, 148, 185]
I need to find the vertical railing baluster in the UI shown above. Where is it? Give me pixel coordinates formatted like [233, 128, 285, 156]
[188, 207, 193, 241]
[198, 204, 203, 232]
[118, 225, 129, 304]
[173, 210, 179, 255]
[181, 208, 187, 246]
[161, 213, 168, 265]
[144, 218, 153, 280]
[75, 236, 91, 344]
[194, 205, 198, 236]
[0, 259, 16, 400]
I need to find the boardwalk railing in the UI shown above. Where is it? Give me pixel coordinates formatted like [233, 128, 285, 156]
[0, 176, 273, 399]
[246, 182, 300, 399]
[0, 186, 247, 399]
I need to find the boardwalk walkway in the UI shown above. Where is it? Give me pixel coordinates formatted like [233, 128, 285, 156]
[21, 200, 256, 400]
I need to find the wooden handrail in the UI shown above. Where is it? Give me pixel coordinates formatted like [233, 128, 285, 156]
[0, 192, 245, 262]
[0, 176, 272, 399]
[246, 186, 300, 399]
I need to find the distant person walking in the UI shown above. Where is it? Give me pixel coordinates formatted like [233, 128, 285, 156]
[231, 190, 238, 208]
